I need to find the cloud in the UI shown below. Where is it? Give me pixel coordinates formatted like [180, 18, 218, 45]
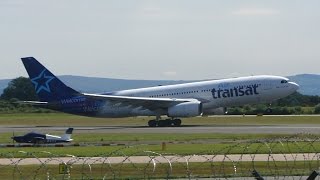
[232, 8, 279, 16]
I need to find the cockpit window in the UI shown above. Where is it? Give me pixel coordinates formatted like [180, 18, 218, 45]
[281, 80, 288, 83]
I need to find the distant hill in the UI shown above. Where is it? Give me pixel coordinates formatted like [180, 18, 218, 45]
[58, 75, 189, 93]
[0, 74, 319, 96]
[0, 79, 11, 95]
[0, 76, 189, 95]
[288, 74, 320, 96]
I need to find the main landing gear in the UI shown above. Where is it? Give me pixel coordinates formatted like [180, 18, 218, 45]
[148, 118, 182, 127]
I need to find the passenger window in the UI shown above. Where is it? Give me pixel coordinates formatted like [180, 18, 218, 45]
[281, 80, 288, 83]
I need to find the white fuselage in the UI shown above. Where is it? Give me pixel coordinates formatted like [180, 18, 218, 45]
[96, 75, 298, 117]
[45, 134, 72, 143]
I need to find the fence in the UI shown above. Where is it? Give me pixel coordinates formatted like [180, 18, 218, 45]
[1, 134, 320, 179]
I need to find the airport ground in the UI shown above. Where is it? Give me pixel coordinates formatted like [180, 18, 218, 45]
[1, 113, 320, 156]
[2, 113, 320, 179]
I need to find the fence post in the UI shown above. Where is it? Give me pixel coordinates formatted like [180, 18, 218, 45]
[162, 142, 166, 151]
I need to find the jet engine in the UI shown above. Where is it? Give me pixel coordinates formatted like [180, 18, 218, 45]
[203, 107, 228, 115]
[168, 101, 202, 117]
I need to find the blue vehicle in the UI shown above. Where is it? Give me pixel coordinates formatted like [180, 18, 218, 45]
[12, 128, 73, 144]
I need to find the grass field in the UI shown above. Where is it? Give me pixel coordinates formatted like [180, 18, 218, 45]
[1, 113, 320, 178]
[1, 140, 320, 157]
[0, 113, 319, 144]
[1, 113, 320, 157]
[0, 132, 289, 144]
[0, 161, 318, 179]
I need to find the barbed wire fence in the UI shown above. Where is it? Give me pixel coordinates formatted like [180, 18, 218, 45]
[1, 134, 320, 179]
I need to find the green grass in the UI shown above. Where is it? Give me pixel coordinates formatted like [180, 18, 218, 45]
[1, 113, 319, 144]
[1, 113, 320, 178]
[0, 161, 318, 179]
[0, 132, 288, 144]
[2, 141, 320, 157]
[70, 133, 285, 143]
[0, 113, 146, 126]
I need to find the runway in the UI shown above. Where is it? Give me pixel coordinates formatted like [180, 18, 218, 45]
[1, 124, 320, 134]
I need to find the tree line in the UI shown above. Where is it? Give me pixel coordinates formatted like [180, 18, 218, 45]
[0, 77, 320, 114]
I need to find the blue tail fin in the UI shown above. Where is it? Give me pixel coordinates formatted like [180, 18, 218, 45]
[65, 128, 73, 134]
[21, 57, 80, 102]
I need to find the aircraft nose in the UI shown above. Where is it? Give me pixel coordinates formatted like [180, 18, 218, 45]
[12, 137, 21, 142]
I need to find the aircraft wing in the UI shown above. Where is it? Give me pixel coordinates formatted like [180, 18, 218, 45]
[18, 101, 48, 106]
[18, 94, 201, 112]
[33, 137, 45, 140]
[83, 93, 199, 111]
[30, 137, 45, 143]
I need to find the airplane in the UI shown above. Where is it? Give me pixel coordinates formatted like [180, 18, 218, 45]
[21, 57, 299, 127]
[11, 128, 73, 144]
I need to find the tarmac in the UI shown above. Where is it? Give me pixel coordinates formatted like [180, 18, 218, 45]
[1, 124, 320, 134]
[0, 153, 319, 165]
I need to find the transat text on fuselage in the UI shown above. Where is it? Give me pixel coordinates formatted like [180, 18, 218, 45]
[211, 84, 260, 99]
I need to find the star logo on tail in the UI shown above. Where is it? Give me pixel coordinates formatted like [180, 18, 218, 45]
[31, 69, 55, 94]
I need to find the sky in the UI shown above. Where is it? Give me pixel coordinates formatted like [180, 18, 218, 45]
[1, 0, 320, 80]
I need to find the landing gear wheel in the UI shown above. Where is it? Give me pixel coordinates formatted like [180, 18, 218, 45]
[148, 120, 157, 127]
[148, 118, 182, 127]
[158, 120, 168, 127]
[173, 119, 182, 127]
[165, 119, 173, 126]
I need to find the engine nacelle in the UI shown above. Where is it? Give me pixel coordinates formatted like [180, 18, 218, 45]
[168, 101, 202, 117]
[203, 107, 228, 115]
